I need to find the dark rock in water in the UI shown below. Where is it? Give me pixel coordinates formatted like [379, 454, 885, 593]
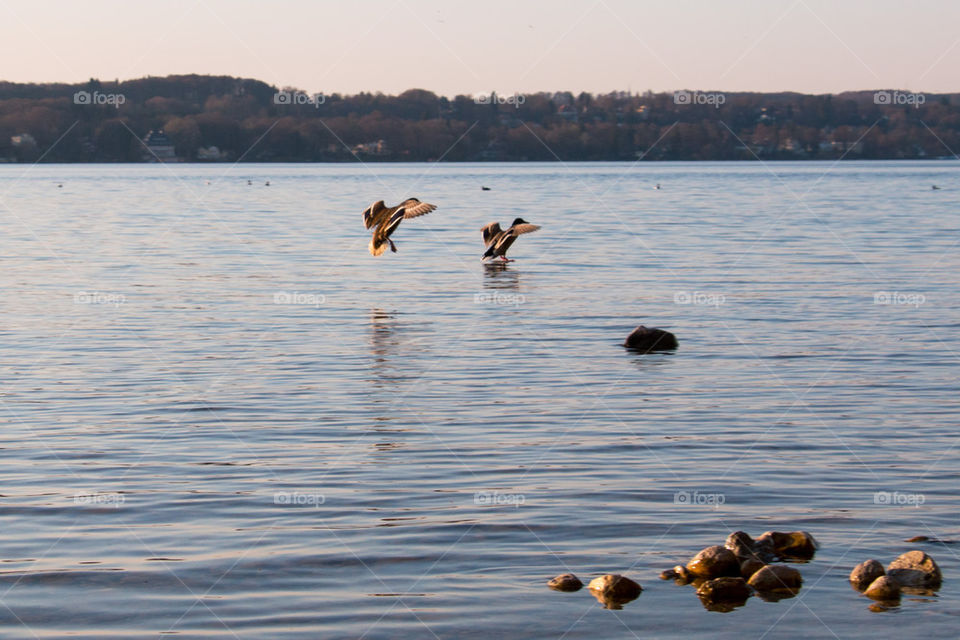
[886, 550, 942, 589]
[747, 564, 803, 592]
[660, 565, 692, 584]
[725, 531, 755, 556]
[547, 573, 583, 591]
[740, 558, 766, 580]
[725, 531, 776, 563]
[754, 586, 801, 602]
[696, 577, 751, 611]
[686, 545, 740, 579]
[755, 530, 818, 561]
[864, 575, 902, 602]
[905, 535, 956, 544]
[588, 574, 642, 609]
[696, 576, 751, 602]
[623, 325, 678, 352]
[849, 559, 885, 591]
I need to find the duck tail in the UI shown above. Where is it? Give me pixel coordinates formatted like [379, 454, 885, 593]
[369, 238, 388, 257]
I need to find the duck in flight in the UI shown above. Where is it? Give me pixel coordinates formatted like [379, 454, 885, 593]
[362, 198, 437, 256]
[481, 218, 540, 262]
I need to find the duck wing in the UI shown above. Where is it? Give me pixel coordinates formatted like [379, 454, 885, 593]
[510, 223, 541, 236]
[400, 198, 437, 219]
[481, 222, 502, 244]
[363, 200, 388, 229]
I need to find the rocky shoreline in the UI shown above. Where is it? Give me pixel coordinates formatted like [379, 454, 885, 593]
[548, 530, 944, 613]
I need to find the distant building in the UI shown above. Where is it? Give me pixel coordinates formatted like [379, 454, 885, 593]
[352, 139, 387, 156]
[557, 104, 578, 122]
[10, 133, 36, 148]
[779, 138, 803, 154]
[141, 129, 178, 162]
[196, 145, 223, 161]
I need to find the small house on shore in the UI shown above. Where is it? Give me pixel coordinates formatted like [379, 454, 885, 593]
[142, 130, 178, 162]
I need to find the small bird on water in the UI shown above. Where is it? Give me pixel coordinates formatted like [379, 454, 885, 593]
[481, 218, 540, 262]
[362, 198, 437, 256]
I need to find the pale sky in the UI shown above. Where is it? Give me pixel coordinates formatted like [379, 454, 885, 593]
[1, 0, 958, 96]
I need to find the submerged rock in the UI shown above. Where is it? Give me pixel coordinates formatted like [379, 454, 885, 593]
[588, 574, 642, 609]
[623, 325, 678, 353]
[686, 545, 741, 579]
[548, 573, 583, 592]
[747, 564, 803, 592]
[660, 565, 692, 584]
[696, 576, 751, 604]
[864, 575, 902, 602]
[886, 550, 942, 589]
[725, 531, 775, 563]
[755, 530, 818, 561]
[849, 559, 885, 592]
[740, 558, 767, 580]
[904, 535, 955, 544]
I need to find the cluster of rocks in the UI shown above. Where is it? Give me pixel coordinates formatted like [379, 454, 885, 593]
[850, 550, 942, 609]
[659, 531, 817, 612]
[547, 573, 642, 609]
[548, 533, 946, 615]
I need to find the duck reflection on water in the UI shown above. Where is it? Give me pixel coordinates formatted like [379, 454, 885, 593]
[481, 260, 520, 291]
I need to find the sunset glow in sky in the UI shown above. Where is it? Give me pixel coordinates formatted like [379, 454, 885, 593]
[1, 0, 958, 95]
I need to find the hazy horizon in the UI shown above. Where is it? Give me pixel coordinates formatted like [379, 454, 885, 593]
[1, 0, 958, 96]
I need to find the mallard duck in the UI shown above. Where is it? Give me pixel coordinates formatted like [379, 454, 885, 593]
[362, 198, 437, 256]
[481, 218, 540, 262]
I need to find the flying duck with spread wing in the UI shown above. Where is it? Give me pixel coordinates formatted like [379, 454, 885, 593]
[362, 198, 437, 256]
[481, 218, 541, 262]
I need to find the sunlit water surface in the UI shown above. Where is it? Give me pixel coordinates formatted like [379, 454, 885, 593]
[1, 161, 959, 639]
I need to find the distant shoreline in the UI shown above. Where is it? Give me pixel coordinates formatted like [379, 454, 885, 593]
[2, 158, 958, 165]
[2, 75, 958, 163]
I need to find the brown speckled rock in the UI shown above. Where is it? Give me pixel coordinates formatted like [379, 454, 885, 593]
[588, 574, 642, 609]
[849, 559, 885, 591]
[686, 545, 741, 579]
[623, 325, 678, 352]
[755, 531, 818, 561]
[864, 575, 902, 601]
[660, 565, 692, 584]
[887, 550, 942, 588]
[696, 576, 751, 602]
[548, 573, 583, 592]
[747, 564, 803, 592]
[740, 558, 766, 580]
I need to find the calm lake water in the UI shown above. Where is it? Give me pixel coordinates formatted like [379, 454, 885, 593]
[1, 161, 958, 639]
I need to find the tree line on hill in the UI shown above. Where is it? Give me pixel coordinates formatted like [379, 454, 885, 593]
[0, 75, 957, 162]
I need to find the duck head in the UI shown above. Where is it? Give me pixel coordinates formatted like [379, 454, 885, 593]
[511, 217, 528, 226]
